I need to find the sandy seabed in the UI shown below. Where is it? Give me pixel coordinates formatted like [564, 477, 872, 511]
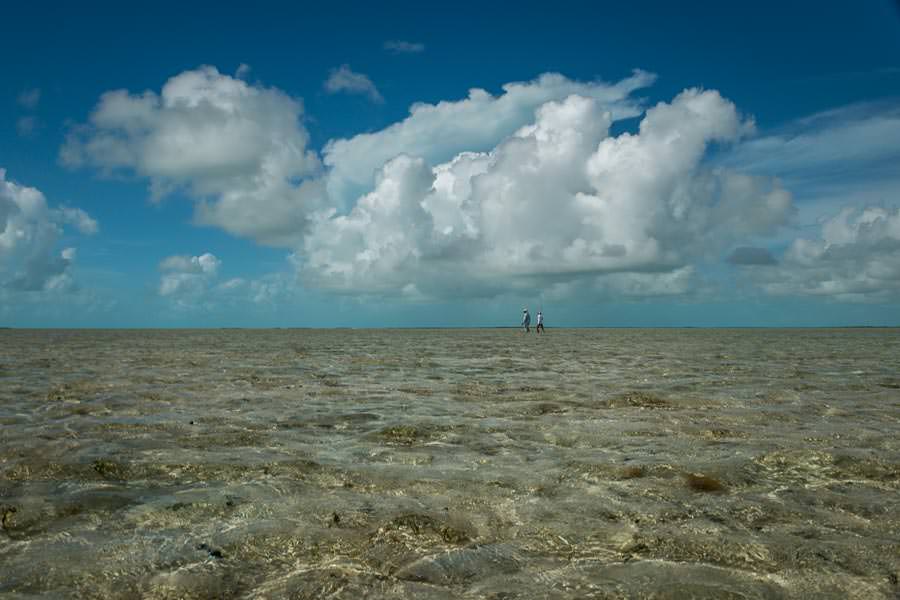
[1, 328, 899, 599]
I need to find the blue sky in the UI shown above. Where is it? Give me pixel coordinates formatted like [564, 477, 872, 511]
[2, 0, 900, 327]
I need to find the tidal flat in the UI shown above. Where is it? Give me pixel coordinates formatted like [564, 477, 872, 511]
[1, 328, 898, 599]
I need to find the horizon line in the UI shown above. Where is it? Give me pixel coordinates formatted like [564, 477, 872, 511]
[2, 325, 898, 331]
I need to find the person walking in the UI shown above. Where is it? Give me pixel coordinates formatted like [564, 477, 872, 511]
[536, 311, 544, 333]
[522, 308, 531, 333]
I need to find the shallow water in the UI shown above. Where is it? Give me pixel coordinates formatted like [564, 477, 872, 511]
[1, 328, 898, 599]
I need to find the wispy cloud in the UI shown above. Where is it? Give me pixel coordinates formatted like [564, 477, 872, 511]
[795, 66, 900, 83]
[719, 99, 900, 234]
[323, 64, 384, 103]
[17, 88, 41, 110]
[722, 100, 900, 181]
[16, 116, 39, 137]
[384, 40, 425, 54]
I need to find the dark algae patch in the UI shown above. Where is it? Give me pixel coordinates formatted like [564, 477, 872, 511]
[684, 472, 727, 493]
[619, 465, 647, 479]
[92, 458, 128, 480]
[382, 513, 472, 545]
[606, 390, 672, 408]
[374, 423, 453, 445]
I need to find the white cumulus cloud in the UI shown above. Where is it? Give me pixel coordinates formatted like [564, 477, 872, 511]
[0, 169, 96, 292]
[322, 70, 656, 207]
[301, 89, 793, 298]
[61, 66, 323, 246]
[324, 65, 384, 104]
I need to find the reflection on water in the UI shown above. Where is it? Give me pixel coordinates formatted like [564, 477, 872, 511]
[1, 328, 898, 598]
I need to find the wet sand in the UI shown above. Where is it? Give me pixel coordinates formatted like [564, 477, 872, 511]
[1, 328, 899, 598]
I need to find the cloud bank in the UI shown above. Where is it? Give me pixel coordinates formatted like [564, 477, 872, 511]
[66, 67, 829, 303]
[719, 99, 900, 302]
[158, 252, 226, 310]
[749, 206, 900, 301]
[157, 251, 296, 311]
